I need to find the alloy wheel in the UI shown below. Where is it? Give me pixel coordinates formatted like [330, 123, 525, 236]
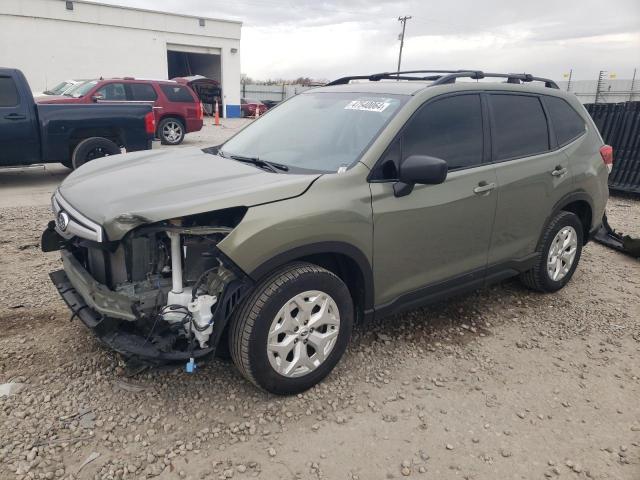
[162, 122, 183, 143]
[547, 226, 578, 281]
[267, 290, 340, 378]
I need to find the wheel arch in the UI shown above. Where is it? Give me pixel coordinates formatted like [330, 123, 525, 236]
[158, 113, 186, 128]
[247, 242, 374, 322]
[548, 192, 594, 245]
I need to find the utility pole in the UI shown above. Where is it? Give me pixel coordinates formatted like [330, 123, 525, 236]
[630, 68, 637, 102]
[397, 15, 412, 75]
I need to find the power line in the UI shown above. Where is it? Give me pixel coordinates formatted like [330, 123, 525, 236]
[397, 15, 412, 75]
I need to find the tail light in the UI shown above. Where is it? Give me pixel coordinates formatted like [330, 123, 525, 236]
[144, 111, 156, 135]
[197, 102, 204, 120]
[599, 145, 613, 173]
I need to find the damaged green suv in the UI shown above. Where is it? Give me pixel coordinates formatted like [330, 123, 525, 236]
[43, 70, 610, 394]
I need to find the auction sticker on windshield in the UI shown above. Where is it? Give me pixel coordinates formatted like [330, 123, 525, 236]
[344, 99, 391, 113]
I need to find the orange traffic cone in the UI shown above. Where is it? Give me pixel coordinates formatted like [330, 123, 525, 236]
[214, 100, 220, 127]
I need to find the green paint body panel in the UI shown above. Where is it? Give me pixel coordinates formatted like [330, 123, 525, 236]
[54, 79, 609, 315]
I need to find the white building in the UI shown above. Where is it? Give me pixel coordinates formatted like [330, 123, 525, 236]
[0, 0, 243, 117]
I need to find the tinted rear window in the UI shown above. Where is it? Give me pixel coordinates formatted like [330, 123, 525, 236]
[403, 94, 484, 170]
[129, 83, 158, 101]
[160, 84, 194, 103]
[0, 76, 19, 107]
[544, 96, 586, 146]
[491, 94, 549, 161]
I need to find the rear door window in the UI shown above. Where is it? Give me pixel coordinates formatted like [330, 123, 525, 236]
[490, 94, 549, 161]
[0, 76, 20, 107]
[95, 82, 127, 101]
[129, 83, 158, 101]
[544, 96, 586, 146]
[403, 94, 484, 170]
[160, 84, 194, 103]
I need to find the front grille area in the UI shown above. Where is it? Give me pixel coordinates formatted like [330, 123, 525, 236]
[52, 191, 104, 243]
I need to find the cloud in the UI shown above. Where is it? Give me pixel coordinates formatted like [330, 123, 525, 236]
[94, 0, 640, 80]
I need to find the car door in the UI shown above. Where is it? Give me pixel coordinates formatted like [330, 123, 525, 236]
[127, 82, 160, 122]
[0, 74, 39, 166]
[487, 93, 575, 266]
[370, 93, 498, 308]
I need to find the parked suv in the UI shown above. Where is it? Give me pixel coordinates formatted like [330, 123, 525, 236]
[38, 78, 203, 145]
[43, 70, 610, 395]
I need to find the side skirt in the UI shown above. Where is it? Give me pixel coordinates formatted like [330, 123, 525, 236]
[370, 254, 538, 321]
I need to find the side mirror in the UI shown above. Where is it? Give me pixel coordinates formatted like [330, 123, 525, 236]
[91, 94, 104, 102]
[394, 155, 448, 197]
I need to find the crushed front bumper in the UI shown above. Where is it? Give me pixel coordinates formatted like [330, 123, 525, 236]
[60, 249, 137, 321]
[50, 268, 215, 362]
[49, 245, 252, 362]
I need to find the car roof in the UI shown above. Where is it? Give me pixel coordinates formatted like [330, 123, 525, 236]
[310, 80, 572, 97]
[308, 82, 430, 95]
[101, 78, 179, 85]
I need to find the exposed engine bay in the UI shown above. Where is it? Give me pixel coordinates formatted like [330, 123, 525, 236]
[44, 207, 251, 363]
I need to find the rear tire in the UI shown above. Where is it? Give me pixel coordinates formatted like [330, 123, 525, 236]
[229, 262, 353, 395]
[158, 117, 185, 145]
[520, 211, 583, 292]
[71, 137, 120, 170]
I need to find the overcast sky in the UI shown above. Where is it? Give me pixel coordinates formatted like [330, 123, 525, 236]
[98, 0, 639, 81]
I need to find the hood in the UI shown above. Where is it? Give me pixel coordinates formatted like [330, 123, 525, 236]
[59, 147, 321, 240]
[37, 95, 83, 104]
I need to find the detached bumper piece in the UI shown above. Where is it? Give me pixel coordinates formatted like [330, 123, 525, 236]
[593, 214, 640, 258]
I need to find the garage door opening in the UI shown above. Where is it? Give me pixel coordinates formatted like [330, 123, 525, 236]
[167, 50, 220, 81]
[167, 48, 222, 115]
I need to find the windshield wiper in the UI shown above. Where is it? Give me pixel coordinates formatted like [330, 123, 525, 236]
[224, 152, 289, 173]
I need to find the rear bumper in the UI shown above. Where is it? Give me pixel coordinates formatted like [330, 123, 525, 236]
[186, 118, 203, 133]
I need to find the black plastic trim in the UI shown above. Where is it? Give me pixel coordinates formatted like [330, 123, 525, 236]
[248, 241, 374, 313]
[372, 254, 537, 321]
[541, 191, 595, 246]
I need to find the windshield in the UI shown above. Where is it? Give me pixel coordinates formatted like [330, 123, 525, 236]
[47, 81, 71, 95]
[221, 92, 407, 173]
[67, 80, 98, 98]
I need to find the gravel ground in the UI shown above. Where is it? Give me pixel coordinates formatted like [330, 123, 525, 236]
[0, 149, 639, 479]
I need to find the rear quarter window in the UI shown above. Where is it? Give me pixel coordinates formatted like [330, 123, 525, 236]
[160, 84, 195, 103]
[490, 94, 549, 161]
[544, 96, 586, 146]
[0, 76, 19, 107]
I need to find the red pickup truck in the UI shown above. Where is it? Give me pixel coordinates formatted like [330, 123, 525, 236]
[38, 78, 203, 145]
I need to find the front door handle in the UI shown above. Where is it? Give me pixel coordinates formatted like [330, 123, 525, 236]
[473, 182, 496, 194]
[4, 113, 26, 120]
[551, 166, 568, 177]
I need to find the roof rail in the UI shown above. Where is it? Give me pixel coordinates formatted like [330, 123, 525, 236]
[326, 70, 476, 86]
[431, 72, 559, 89]
[326, 70, 559, 89]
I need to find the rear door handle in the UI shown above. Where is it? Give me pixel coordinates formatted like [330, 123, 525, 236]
[473, 182, 496, 194]
[551, 167, 568, 177]
[3, 113, 26, 120]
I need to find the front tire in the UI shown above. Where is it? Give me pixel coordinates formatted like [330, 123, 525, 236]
[158, 117, 185, 145]
[520, 211, 583, 292]
[229, 262, 354, 395]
